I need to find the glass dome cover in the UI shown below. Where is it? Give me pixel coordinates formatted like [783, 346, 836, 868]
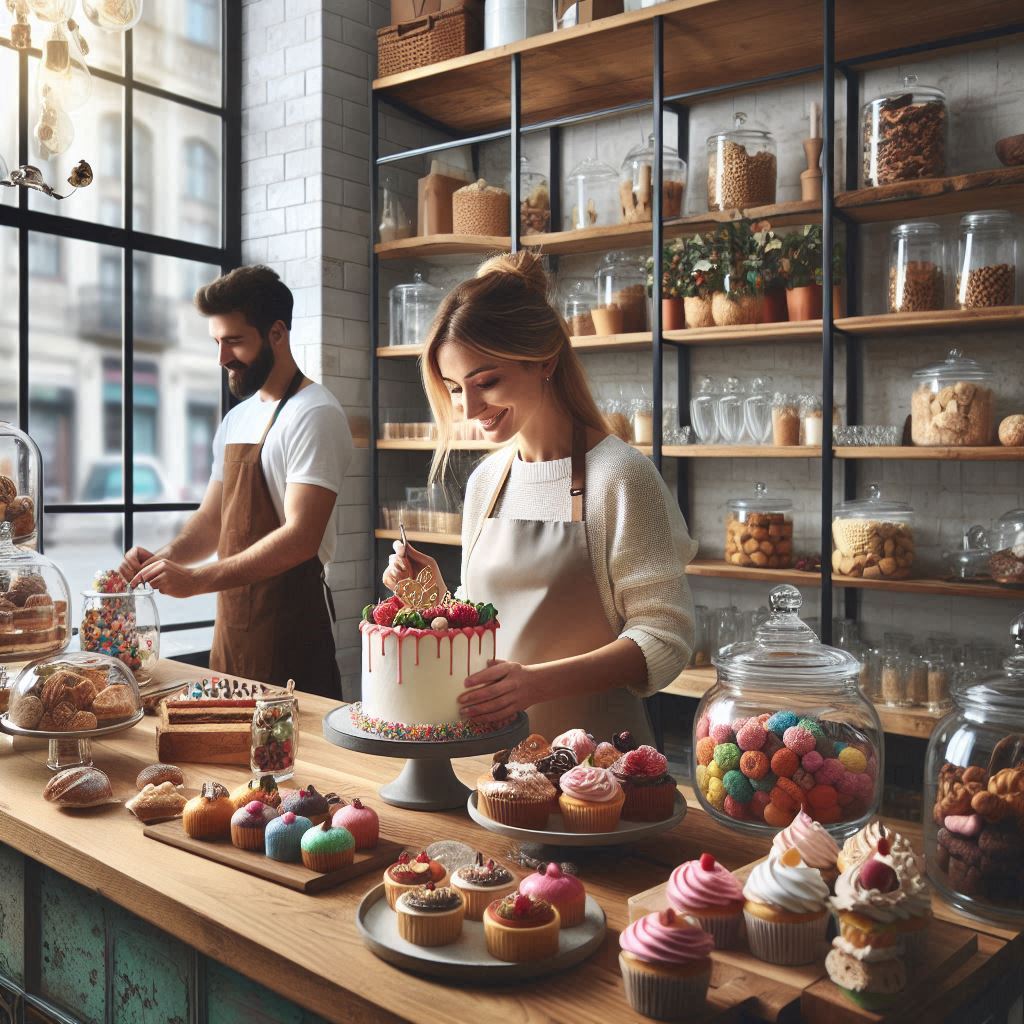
[993, 507, 1024, 549]
[706, 110, 775, 145]
[911, 348, 993, 384]
[562, 155, 619, 230]
[833, 483, 915, 520]
[866, 72, 945, 107]
[0, 420, 42, 549]
[726, 480, 792, 515]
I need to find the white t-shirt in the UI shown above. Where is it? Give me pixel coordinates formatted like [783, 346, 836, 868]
[211, 382, 353, 566]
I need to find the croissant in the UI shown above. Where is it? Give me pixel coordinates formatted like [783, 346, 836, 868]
[970, 790, 1009, 823]
[988, 768, 1024, 796]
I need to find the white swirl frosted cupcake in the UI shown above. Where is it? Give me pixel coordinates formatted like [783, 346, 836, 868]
[772, 809, 841, 888]
[557, 765, 624, 832]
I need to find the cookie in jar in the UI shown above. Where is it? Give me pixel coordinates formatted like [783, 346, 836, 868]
[832, 485, 915, 580]
[724, 483, 793, 570]
[910, 349, 994, 447]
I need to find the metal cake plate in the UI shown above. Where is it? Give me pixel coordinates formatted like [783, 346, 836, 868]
[322, 706, 529, 812]
[0, 709, 146, 770]
[356, 883, 606, 983]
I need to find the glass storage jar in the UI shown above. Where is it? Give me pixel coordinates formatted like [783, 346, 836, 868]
[593, 251, 649, 333]
[925, 612, 1024, 924]
[388, 272, 443, 347]
[694, 585, 881, 837]
[618, 132, 687, 224]
[714, 376, 746, 444]
[832, 484, 915, 580]
[770, 392, 800, 446]
[910, 348, 994, 446]
[79, 573, 160, 683]
[742, 376, 772, 445]
[514, 155, 550, 235]
[562, 155, 619, 231]
[799, 395, 824, 446]
[956, 211, 1017, 309]
[862, 74, 947, 186]
[0, 420, 42, 549]
[484, 0, 550, 48]
[724, 482, 793, 569]
[251, 692, 299, 783]
[378, 172, 412, 244]
[989, 507, 1024, 585]
[889, 221, 945, 312]
[0, 521, 70, 662]
[563, 278, 596, 336]
[706, 113, 777, 211]
[690, 375, 720, 444]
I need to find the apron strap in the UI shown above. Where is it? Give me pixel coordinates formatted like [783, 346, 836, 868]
[256, 368, 306, 450]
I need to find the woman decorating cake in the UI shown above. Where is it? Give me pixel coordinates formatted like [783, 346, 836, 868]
[382, 251, 696, 743]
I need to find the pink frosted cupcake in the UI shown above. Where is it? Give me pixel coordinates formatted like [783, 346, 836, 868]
[519, 862, 586, 927]
[619, 909, 713, 1020]
[772, 809, 841, 889]
[557, 765, 624, 832]
[551, 728, 596, 763]
[667, 852, 744, 949]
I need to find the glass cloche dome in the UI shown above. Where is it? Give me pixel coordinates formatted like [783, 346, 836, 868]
[0, 420, 42, 549]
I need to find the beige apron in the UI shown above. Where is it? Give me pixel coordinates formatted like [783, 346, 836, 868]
[464, 424, 654, 744]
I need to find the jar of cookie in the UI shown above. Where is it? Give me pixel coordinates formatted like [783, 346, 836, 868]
[831, 484, 915, 580]
[925, 611, 1024, 924]
[910, 348, 995, 446]
[0, 420, 42, 550]
[706, 113, 777, 211]
[862, 74, 947, 187]
[988, 507, 1024, 585]
[724, 482, 793, 570]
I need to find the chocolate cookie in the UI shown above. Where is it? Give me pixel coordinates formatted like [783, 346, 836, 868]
[979, 825, 1023, 863]
[937, 827, 982, 866]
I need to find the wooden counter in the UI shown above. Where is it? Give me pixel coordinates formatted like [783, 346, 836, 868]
[0, 659, 1020, 1023]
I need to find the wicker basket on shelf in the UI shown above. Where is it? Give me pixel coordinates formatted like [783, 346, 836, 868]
[377, 7, 482, 78]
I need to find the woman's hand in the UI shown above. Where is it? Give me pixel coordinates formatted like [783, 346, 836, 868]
[381, 540, 444, 595]
[459, 660, 540, 726]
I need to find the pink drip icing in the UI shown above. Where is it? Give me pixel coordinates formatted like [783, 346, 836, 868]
[466, 633, 471, 679]
[449, 635, 454, 675]
[434, 635, 442, 658]
[415, 633, 421, 667]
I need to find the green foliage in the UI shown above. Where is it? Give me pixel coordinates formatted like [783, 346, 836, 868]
[392, 609, 427, 629]
[779, 224, 844, 289]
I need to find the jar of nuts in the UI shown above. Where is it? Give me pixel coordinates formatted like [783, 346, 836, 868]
[706, 112, 777, 212]
[910, 348, 995, 446]
[593, 251, 649, 334]
[862, 74, 947, 187]
[562, 279, 597, 337]
[832, 484, 915, 580]
[618, 132, 687, 224]
[889, 221, 946, 313]
[956, 211, 1017, 309]
[989, 507, 1024, 585]
[724, 482, 793, 569]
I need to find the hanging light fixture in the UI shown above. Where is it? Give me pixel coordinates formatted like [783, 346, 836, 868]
[81, 0, 142, 32]
[36, 22, 92, 113]
[6, 0, 32, 48]
[34, 87, 75, 158]
[27, 0, 76, 21]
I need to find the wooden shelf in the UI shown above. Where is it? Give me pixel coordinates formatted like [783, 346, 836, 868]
[374, 234, 511, 260]
[665, 320, 825, 345]
[376, 332, 652, 359]
[374, 528, 462, 547]
[662, 668, 943, 739]
[835, 446, 1024, 461]
[372, 0, 1022, 135]
[686, 559, 822, 587]
[665, 444, 821, 458]
[837, 306, 1024, 335]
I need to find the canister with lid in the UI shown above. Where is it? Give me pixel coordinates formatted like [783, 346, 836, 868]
[956, 211, 1017, 309]
[910, 348, 994, 446]
[831, 484, 915, 580]
[563, 279, 596, 336]
[562, 155, 619, 230]
[388, 272, 443, 348]
[706, 113, 777, 211]
[619, 133, 687, 223]
[989, 507, 1024, 584]
[724, 482, 793, 569]
[862, 74, 947, 186]
[889, 221, 945, 312]
[593, 251, 648, 334]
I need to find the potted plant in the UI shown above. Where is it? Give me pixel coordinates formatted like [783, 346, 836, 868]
[780, 224, 845, 321]
[687, 231, 726, 328]
[645, 239, 686, 330]
[727, 220, 786, 325]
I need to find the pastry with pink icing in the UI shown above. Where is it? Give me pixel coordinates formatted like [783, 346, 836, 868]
[772, 809, 841, 887]
[331, 797, 379, 849]
[519, 862, 586, 927]
[619, 908, 713, 1019]
[551, 728, 596, 763]
[667, 852, 744, 949]
[557, 765, 625, 833]
[611, 744, 678, 821]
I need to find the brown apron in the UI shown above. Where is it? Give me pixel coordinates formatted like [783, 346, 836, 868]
[464, 423, 654, 743]
[209, 370, 341, 697]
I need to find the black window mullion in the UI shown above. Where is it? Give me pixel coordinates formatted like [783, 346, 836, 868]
[123, 24, 134, 552]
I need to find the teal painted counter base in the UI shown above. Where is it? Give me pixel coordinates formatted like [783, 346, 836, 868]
[0, 844, 329, 1024]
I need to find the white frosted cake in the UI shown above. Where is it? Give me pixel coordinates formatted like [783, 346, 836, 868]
[353, 595, 500, 740]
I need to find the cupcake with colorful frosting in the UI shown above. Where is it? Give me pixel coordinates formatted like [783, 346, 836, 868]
[300, 820, 355, 872]
[772, 809, 841, 888]
[619, 909, 714, 1020]
[519, 862, 586, 928]
[281, 785, 331, 826]
[451, 852, 517, 920]
[551, 728, 596, 763]
[667, 852, 744, 949]
[742, 848, 830, 965]
[264, 810, 312, 862]
[383, 850, 448, 910]
[558, 765, 625, 832]
[229, 799, 279, 851]
[611, 745, 678, 822]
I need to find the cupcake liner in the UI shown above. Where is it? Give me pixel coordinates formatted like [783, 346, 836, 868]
[230, 825, 266, 851]
[479, 791, 551, 830]
[743, 909, 828, 966]
[621, 782, 677, 822]
[689, 909, 743, 950]
[396, 906, 464, 947]
[484, 916, 560, 962]
[550, 894, 586, 928]
[301, 848, 353, 873]
[558, 794, 624, 833]
[618, 953, 711, 1021]
[898, 922, 928, 960]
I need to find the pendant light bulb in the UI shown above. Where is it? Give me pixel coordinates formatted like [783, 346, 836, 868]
[36, 22, 92, 113]
[33, 93, 75, 160]
[27, 0, 77, 21]
[82, 0, 143, 31]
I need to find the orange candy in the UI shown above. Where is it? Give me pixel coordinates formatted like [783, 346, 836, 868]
[739, 750, 769, 779]
[814, 804, 843, 824]
[763, 800, 797, 827]
[806, 784, 839, 812]
[770, 777, 805, 813]
[696, 737, 716, 766]
[770, 748, 800, 779]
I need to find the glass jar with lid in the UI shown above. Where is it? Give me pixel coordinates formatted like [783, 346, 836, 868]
[889, 221, 946, 312]
[378, 172, 412, 244]
[924, 612, 1024, 924]
[619, 132, 687, 224]
[514, 155, 550, 236]
[388, 272, 443, 347]
[989, 507, 1024, 585]
[714, 376, 746, 444]
[862, 74, 947, 186]
[742, 376, 772, 445]
[694, 584, 881, 837]
[0, 421, 42, 550]
[689, 375, 720, 444]
[79, 570, 160, 683]
[706, 112, 777, 211]
[251, 691, 299, 783]
[770, 392, 800, 446]
[724, 482, 793, 569]
[910, 348, 995, 446]
[832, 484, 915, 580]
[563, 279, 596, 336]
[0, 521, 70, 662]
[593, 251, 649, 334]
[562, 155, 619, 231]
[956, 211, 1017, 309]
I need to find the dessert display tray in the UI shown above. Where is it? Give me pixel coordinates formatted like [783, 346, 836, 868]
[143, 819, 406, 894]
[356, 883, 606, 982]
[0, 708, 144, 740]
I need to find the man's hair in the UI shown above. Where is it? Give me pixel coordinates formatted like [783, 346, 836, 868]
[194, 264, 293, 336]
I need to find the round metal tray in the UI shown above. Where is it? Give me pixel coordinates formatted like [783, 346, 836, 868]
[356, 882, 606, 983]
[0, 708, 145, 740]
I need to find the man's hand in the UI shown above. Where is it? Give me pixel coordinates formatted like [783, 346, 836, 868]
[119, 546, 156, 580]
[130, 559, 207, 598]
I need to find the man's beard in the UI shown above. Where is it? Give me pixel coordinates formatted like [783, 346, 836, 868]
[227, 338, 275, 399]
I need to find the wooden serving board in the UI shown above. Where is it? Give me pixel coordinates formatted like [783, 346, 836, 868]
[143, 819, 405, 894]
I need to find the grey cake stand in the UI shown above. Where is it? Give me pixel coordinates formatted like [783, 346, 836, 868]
[322, 706, 528, 812]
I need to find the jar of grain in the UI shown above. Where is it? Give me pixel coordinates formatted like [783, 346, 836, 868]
[706, 113, 777, 211]
[889, 221, 946, 312]
[724, 482, 793, 569]
[989, 507, 1024, 585]
[452, 178, 510, 236]
[593, 251, 649, 334]
[770, 392, 801, 446]
[563, 279, 596, 336]
[956, 211, 1017, 309]
[563, 155, 619, 231]
[831, 484, 915, 580]
[513, 155, 550, 236]
[618, 133, 687, 224]
[862, 74, 947, 187]
[881, 651, 910, 707]
[910, 348, 995, 446]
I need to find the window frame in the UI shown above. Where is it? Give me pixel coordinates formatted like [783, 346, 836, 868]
[0, 5, 242, 654]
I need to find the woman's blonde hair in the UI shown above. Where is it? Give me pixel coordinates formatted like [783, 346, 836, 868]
[420, 250, 607, 483]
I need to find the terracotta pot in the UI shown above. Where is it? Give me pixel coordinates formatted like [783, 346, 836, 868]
[758, 287, 788, 324]
[683, 295, 714, 329]
[785, 284, 823, 322]
[661, 298, 685, 331]
[711, 291, 758, 327]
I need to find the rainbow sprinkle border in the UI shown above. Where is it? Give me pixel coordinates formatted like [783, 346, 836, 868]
[348, 702, 498, 742]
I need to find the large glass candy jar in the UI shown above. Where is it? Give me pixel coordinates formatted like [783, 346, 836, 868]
[79, 571, 160, 682]
[0, 421, 42, 549]
[694, 585, 882, 838]
[925, 612, 1024, 924]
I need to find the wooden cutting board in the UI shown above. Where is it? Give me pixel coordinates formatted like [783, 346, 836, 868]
[144, 819, 405, 894]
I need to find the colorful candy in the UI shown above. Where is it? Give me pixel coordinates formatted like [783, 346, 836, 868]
[739, 750, 769, 780]
[838, 746, 867, 773]
[736, 721, 767, 751]
[712, 742, 741, 773]
[722, 769, 754, 803]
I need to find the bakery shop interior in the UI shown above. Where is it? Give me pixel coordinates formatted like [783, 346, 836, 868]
[1, 1, 1024, 1021]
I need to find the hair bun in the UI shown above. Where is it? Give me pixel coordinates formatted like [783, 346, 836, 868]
[476, 250, 549, 298]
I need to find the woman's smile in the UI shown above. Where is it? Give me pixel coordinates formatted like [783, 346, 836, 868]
[478, 409, 508, 431]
